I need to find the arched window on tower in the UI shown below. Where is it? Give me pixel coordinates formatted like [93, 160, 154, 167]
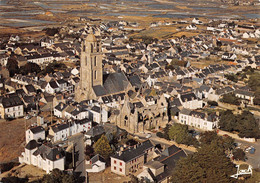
[85, 57, 87, 65]
[94, 56, 97, 66]
[90, 43, 93, 53]
[97, 43, 99, 52]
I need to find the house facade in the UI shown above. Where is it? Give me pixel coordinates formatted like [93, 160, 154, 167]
[111, 140, 154, 176]
[178, 108, 219, 131]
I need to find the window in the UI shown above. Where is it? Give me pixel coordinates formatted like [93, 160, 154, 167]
[94, 70, 97, 80]
[94, 56, 97, 66]
[120, 168, 122, 172]
[120, 162, 122, 166]
[114, 166, 116, 170]
[114, 160, 116, 164]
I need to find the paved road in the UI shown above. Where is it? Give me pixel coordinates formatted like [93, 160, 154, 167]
[235, 139, 260, 169]
[69, 133, 86, 183]
[135, 132, 195, 155]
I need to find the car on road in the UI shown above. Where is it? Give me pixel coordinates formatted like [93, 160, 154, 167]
[146, 133, 152, 138]
[24, 115, 31, 120]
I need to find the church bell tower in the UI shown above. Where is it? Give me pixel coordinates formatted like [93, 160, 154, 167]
[76, 32, 102, 101]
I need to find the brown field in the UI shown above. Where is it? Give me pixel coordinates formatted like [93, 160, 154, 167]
[0, 117, 36, 163]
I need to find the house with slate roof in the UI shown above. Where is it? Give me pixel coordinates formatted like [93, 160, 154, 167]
[48, 119, 91, 142]
[19, 140, 65, 173]
[178, 108, 219, 131]
[137, 145, 187, 183]
[86, 154, 106, 173]
[178, 92, 203, 109]
[26, 126, 45, 143]
[0, 95, 24, 119]
[234, 89, 255, 105]
[111, 140, 155, 176]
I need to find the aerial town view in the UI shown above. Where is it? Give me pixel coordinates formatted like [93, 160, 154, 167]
[0, 0, 259, 182]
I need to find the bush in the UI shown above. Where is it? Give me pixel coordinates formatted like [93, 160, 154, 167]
[156, 132, 164, 138]
[220, 93, 240, 105]
[0, 162, 19, 173]
[208, 100, 218, 106]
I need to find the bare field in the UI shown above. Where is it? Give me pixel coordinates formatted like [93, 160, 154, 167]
[190, 59, 227, 69]
[0, 117, 36, 163]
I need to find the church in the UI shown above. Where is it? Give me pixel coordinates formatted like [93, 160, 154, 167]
[75, 33, 132, 101]
[75, 33, 169, 133]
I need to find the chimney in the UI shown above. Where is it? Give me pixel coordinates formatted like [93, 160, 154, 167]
[118, 151, 122, 156]
[120, 146, 124, 151]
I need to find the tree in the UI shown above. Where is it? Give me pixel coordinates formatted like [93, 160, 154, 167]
[162, 124, 171, 140]
[219, 110, 260, 139]
[40, 169, 75, 183]
[236, 111, 260, 139]
[220, 93, 240, 105]
[219, 110, 237, 132]
[20, 62, 41, 75]
[200, 131, 235, 151]
[171, 140, 236, 183]
[85, 145, 94, 160]
[44, 27, 60, 36]
[168, 123, 197, 146]
[6, 57, 19, 77]
[93, 135, 113, 160]
[207, 100, 218, 106]
[224, 74, 238, 83]
[233, 149, 246, 161]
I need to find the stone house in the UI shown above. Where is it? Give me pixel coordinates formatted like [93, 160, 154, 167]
[111, 140, 154, 176]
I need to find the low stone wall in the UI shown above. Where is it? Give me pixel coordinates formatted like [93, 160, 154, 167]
[217, 130, 256, 143]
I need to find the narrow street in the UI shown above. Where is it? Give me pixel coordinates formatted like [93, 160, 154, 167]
[69, 133, 86, 182]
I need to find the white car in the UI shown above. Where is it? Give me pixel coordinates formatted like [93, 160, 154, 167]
[146, 133, 152, 138]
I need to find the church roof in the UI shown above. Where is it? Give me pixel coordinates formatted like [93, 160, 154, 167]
[103, 72, 130, 95]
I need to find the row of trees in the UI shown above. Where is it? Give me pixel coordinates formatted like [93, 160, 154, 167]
[171, 131, 236, 183]
[220, 93, 241, 106]
[157, 123, 199, 147]
[219, 110, 260, 138]
[6, 58, 67, 77]
[247, 72, 260, 105]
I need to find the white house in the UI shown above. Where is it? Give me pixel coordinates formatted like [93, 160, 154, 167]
[178, 108, 219, 131]
[19, 140, 65, 173]
[26, 126, 45, 143]
[192, 18, 203, 25]
[86, 154, 106, 173]
[89, 105, 108, 123]
[178, 93, 203, 109]
[0, 95, 24, 119]
[48, 119, 92, 142]
[234, 89, 255, 105]
[186, 24, 197, 30]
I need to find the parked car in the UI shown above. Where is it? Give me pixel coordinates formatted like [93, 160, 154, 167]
[249, 147, 255, 154]
[146, 133, 152, 138]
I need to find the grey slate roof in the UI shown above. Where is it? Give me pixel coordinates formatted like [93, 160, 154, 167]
[111, 140, 154, 162]
[86, 125, 105, 137]
[103, 72, 130, 95]
[234, 89, 254, 97]
[180, 93, 197, 102]
[25, 140, 39, 150]
[30, 126, 45, 134]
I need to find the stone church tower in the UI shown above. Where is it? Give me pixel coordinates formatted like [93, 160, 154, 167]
[75, 33, 102, 101]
